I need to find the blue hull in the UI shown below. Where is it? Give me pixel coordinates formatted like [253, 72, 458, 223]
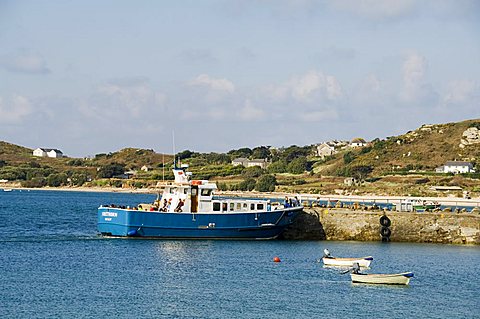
[97, 207, 301, 239]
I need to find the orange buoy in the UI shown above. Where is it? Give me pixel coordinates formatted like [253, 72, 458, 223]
[273, 256, 281, 263]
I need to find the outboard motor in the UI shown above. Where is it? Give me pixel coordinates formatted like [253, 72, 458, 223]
[352, 262, 361, 274]
[323, 248, 332, 258]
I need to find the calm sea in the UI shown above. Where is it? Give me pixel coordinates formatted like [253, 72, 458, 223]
[1, 190, 479, 319]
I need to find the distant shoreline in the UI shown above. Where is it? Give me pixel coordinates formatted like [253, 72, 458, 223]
[2, 185, 479, 206]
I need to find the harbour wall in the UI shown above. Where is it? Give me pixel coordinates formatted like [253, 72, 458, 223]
[283, 208, 480, 245]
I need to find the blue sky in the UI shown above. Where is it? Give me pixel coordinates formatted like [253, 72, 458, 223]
[1, 0, 479, 157]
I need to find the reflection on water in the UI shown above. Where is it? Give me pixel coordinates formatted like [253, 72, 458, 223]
[0, 191, 479, 319]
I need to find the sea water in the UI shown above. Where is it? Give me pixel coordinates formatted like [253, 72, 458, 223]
[0, 190, 479, 318]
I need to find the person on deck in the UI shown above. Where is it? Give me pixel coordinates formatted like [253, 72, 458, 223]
[175, 199, 185, 212]
[161, 199, 168, 212]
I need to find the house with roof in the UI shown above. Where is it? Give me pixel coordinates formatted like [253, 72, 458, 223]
[315, 140, 349, 159]
[232, 158, 268, 169]
[441, 161, 475, 174]
[350, 138, 367, 148]
[33, 148, 64, 158]
[232, 158, 249, 166]
[141, 165, 153, 172]
[246, 159, 268, 169]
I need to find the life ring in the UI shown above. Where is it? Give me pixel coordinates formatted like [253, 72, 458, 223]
[380, 215, 391, 227]
[380, 226, 391, 237]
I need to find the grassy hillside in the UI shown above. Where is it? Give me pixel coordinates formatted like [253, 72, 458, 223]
[1, 118, 479, 196]
[318, 119, 480, 176]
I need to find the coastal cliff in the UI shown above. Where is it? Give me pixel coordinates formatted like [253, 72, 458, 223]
[283, 208, 480, 245]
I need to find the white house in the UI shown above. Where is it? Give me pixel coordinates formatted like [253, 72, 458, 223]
[33, 148, 63, 158]
[232, 158, 268, 169]
[315, 140, 349, 158]
[350, 138, 367, 148]
[316, 143, 336, 159]
[442, 161, 475, 174]
[246, 159, 268, 169]
[232, 158, 249, 166]
[141, 165, 152, 172]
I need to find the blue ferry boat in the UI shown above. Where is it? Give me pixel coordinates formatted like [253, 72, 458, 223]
[97, 166, 302, 239]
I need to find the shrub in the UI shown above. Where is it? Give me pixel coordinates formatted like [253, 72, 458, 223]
[287, 157, 307, 174]
[255, 174, 276, 192]
[268, 161, 287, 173]
[343, 152, 355, 164]
[243, 166, 264, 178]
[97, 163, 125, 178]
[21, 177, 47, 188]
[47, 173, 68, 187]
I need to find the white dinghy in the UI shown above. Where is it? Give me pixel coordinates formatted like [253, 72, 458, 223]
[321, 249, 373, 268]
[348, 263, 414, 285]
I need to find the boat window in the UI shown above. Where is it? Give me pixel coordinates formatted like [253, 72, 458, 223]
[257, 204, 264, 210]
[213, 202, 221, 211]
[243, 203, 248, 210]
[183, 188, 188, 194]
[170, 188, 176, 194]
[222, 202, 227, 212]
[201, 189, 212, 196]
[229, 203, 234, 211]
[236, 203, 241, 210]
[250, 203, 255, 210]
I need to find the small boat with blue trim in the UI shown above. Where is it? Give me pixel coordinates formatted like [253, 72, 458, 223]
[348, 262, 414, 285]
[321, 249, 373, 268]
[97, 165, 302, 239]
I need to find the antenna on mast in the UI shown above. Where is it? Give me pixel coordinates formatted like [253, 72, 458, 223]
[172, 131, 176, 168]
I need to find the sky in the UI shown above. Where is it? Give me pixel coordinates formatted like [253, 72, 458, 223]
[1, 0, 479, 157]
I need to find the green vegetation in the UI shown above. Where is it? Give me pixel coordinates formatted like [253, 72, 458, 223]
[1, 118, 480, 196]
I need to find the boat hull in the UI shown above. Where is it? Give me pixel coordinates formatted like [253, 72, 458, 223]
[351, 272, 413, 285]
[322, 256, 373, 268]
[98, 207, 301, 239]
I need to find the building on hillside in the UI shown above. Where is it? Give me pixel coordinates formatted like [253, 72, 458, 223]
[33, 148, 64, 158]
[246, 159, 268, 169]
[350, 138, 367, 148]
[315, 140, 349, 158]
[141, 165, 152, 172]
[232, 158, 268, 169]
[316, 143, 335, 159]
[441, 161, 475, 174]
[232, 158, 249, 166]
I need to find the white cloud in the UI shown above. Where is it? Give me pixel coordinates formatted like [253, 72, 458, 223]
[80, 78, 166, 119]
[400, 52, 437, 104]
[0, 94, 33, 123]
[443, 80, 478, 105]
[329, 0, 415, 19]
[237, 99, 266, 120]
[189, 74, 235, 94]
[296, 109, 338, 122]
[265, 70, 343, 104]
[2, 51, 50, 74]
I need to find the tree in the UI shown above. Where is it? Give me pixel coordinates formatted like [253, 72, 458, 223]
[47, 173, 68, 187]
[71, 173, 88, 186]
[242, 166, 264, 178]
[343, 152, 355, 164]
[0, 160, 6, 168]
[97, 163, 125, 178]
[350, 165, 373, 181]
[287, 157, 308, 174]
[177, 150, 194, 160]
[252, 146, 270, 159]
[228, 147, 252, 159]
[238, 178, 256, 191]
[268, 160, 287, 173]
[255, 174, 276, 192]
